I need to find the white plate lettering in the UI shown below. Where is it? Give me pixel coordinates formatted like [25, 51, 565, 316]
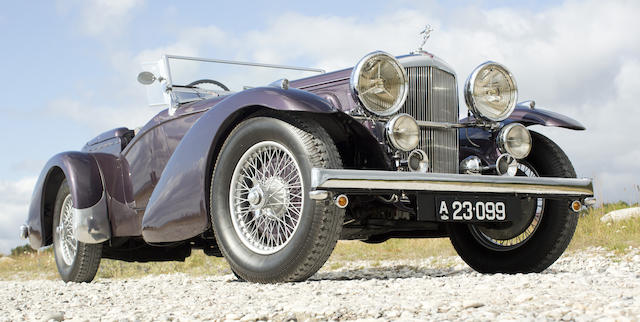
[439, 200, 507, 221]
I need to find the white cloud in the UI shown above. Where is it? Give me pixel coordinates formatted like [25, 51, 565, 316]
[0, 177, 37, 254]
[82, 0, 143, 36]
[57, 0, 144, 37]
[48, 98, 159, 132]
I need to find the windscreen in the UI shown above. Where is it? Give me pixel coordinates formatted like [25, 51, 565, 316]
[142, 56, 324, 107]
[167, 56, 323, 92]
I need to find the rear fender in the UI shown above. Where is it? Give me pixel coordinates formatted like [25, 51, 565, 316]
[141, 87, 342, 243]
[26, 152, 110, 248]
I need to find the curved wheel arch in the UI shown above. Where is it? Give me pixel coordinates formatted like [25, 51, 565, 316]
[141, 87, 388, 243]
[27, 152, 106, 248]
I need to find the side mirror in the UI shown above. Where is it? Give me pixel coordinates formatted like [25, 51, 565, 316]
[137, 71, 157, 85]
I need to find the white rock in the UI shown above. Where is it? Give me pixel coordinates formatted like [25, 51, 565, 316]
[400, 311, 413, 319]
[463, 301, 485, 309]
[43, 311, 64, 321]
[600, 207, 640, 222]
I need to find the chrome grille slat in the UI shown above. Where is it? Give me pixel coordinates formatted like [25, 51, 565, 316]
[401, 66, 459, 174]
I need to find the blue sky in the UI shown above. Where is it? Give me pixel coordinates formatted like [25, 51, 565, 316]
[0, 0, 638, 253]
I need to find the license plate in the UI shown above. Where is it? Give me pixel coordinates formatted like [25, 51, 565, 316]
[436, 197, 510, 222]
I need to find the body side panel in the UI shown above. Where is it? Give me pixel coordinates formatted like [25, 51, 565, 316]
[90, 153, 140, 237]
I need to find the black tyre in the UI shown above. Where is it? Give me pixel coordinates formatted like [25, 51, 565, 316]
[211, 116, 344, 283]
[52, 180, 102, 282]
[448, 131, 578, 273]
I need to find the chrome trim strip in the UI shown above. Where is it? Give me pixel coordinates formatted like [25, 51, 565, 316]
[416, 120, 467, 129]
[295, 77, 351, 90]
[311, 168, 594, 196]
[72, 192, 110, 244]
[397, 53, 457, 77]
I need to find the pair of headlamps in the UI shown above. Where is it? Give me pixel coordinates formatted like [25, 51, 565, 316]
[350, 52, 530, 158]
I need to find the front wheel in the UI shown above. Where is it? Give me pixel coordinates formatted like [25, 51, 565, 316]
[211, 116, 344, 283]
[448, 132, 578, 273]
[52, 180, 102, 282]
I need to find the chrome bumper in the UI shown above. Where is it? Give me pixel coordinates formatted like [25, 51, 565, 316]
[311, 168, 593, 197]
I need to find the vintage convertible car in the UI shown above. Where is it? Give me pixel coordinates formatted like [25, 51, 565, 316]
[22, 46, 594, 283]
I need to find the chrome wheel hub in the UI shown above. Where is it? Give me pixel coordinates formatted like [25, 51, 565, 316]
[229, 141, 304, 255]
[470, 162, 544, 251]
[56, 195, 78, 265]
[247, 186, 264, 208]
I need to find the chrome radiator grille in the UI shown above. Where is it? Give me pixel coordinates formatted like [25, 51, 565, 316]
[400, 66, 459, 173]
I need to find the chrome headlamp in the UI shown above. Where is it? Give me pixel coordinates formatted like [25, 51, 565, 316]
[498, 123, 532, 159]
[386, 114, 420, 151]
[350, 51, 408, 116]
[464, 62, 518, 122]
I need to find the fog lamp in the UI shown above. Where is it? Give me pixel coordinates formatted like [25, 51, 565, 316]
[498, 123, 532, 159]
[386, 114, 420, 151]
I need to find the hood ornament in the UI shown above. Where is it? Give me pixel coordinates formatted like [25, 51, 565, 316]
[417, 24, 433, 52]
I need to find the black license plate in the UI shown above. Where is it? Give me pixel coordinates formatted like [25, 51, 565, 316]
[436, 197, 512, 222]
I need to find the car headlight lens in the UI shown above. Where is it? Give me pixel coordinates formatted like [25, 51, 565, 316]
[386, 114, 420, 151]
[350, 51, 408, 116]
[498, 123, 531, 159]
[464, 61, 518, 122]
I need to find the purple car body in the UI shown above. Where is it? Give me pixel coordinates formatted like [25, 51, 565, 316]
[23, 51, 593, 277]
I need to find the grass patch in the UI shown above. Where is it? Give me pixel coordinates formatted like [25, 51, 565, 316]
[1, 202, 638, 280]
[97, 250, 230, 279]
[0, 249, 231, 281]
[329, 238, 455, 263]
[569, 201, 640, 253]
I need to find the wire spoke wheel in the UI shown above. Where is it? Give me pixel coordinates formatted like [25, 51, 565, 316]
[212, 117, 344, 283]
[52, 179, 102, 283]
[469, 162, 544, 251]
[56, 195, 78, 265]
[229, 141, 304, 255]
[448, 132, 579, 273]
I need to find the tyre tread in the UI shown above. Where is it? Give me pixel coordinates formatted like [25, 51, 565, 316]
[53, 180, 102, 283]
[211, 114, 344, 283]
[448, 131, 579, 273]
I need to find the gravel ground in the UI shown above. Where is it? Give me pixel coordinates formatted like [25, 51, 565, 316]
[1, 247, 639, 321]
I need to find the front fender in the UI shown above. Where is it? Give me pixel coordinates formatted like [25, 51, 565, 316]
[141, 87, 339, 243]
[507, 106, 585, 130]
[460, 106, 585, 166]
[26, 152, 108, 248]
